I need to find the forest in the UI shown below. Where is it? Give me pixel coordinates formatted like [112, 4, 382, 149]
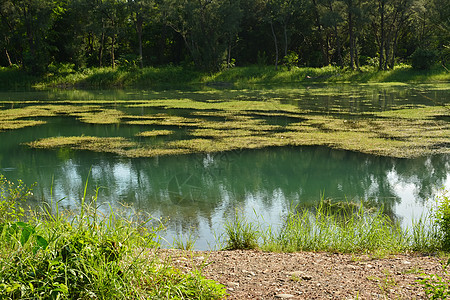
[0, 0, 448, 74]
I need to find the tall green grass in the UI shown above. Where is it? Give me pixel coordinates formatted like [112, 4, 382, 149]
[0, 175, 227, 299]
[40, 65, 204, 88]
[208, 64, 450, 85]
[3, 63, 448, 90]
[0, 66, 38, 89]
[223, 198, 446, 255]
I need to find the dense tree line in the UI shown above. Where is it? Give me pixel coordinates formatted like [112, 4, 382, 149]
[0, 0, 448, 73]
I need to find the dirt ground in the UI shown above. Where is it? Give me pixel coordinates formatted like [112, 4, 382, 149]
[158, 249, 449, 300]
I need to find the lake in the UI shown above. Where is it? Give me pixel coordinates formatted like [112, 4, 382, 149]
[0, 84, 449, 249]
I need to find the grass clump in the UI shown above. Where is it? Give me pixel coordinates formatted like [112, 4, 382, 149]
[223, 210, 260, 250]
[266, 200, 408, 254]
[0, 175, 227, 299]
[223, 198, 447, 255]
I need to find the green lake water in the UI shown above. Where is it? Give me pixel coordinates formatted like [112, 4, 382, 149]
[0, 84, 449, 249]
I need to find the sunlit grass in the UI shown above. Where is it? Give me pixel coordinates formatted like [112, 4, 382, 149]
[222, 199, 444, 255]
[6, 64, 447, 89]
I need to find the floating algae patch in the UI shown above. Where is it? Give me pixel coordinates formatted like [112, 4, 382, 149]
[373, 105, 450, 120]
[135, 130, 174, 137]
[74, 108, 126, 124]
[0, 104, 104, 131]
[123, 147, 192, 158]
[167, 134, 290, 153]
[0, 104, 99, 131]
[27, 136, 137, 154]
[127, 98, 301, 113]
[188, 128, 256, 138]
[279, 113, 450, 158]
[196, 117, 282, 132]
[0, 120, 47, 131]
[126, 115, 203, 127]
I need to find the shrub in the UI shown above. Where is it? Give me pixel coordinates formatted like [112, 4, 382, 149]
[411, 48, 438, 70]
[435, 192, 450, 251]
[0, 175, 34, 222]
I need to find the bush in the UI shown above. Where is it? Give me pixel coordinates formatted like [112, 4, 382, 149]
[411, 48, 438, 70]
[0, 175, 34, 222]
[435, 192, 450, 251]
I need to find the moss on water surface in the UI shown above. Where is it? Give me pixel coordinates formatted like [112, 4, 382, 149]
[0, 91, 447, 158]
[28, 136, 137, 155]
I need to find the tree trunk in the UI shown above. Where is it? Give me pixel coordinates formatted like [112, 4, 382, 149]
[333, 24, 342, 67]
[327, 1, 342, 67]
[378, 0, 385, 70]
[99, 31, 104, 67]
[136, 15, 144, 68]
[354, 37, 360, 70]
[4, 48, 12, 66]
[111, 34, 116, 68]
[270, 20, 279, 70]
[348, 0, 355, 70]
[311, 0, 328, 66]
[159, 23, 167, 65]
[227, 43, 232, 68]
[283, 23, 288, 58]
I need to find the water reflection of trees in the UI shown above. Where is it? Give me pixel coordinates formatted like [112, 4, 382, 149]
[1, 141, 449, 246]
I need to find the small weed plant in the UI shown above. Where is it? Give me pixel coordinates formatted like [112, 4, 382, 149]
[418, 258, 450, 300]
[0, 175, 227, 299]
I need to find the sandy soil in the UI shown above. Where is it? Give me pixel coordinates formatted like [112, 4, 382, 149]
[158, 249, 449, 300]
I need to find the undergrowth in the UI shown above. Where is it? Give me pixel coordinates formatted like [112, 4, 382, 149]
[3, 64, 448, 89]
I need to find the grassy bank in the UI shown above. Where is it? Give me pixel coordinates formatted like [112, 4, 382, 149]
[0, 175, 227, 299]
[0, 67, 39, 90]
[222, 195, 450, 255]
[1, 64, 449, 90]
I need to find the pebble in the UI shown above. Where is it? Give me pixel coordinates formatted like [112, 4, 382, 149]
[242, 269, 256, 276]
[275, 294, 295, 299]
[287, 271, 312, 280]
[227, 281, 239, 288]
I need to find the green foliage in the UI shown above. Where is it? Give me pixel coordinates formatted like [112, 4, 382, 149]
[435, 192, 450, 251]
[223, 210, 260, 250]
[411, 49, 438, 70]
[283, 51, 299, 70]
[418, 259, 450, 300]
[0, 175, 34, 222]
[0, 175, 227, 299]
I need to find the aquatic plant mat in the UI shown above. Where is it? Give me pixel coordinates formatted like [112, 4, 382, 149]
[1, 85, 449, 158]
